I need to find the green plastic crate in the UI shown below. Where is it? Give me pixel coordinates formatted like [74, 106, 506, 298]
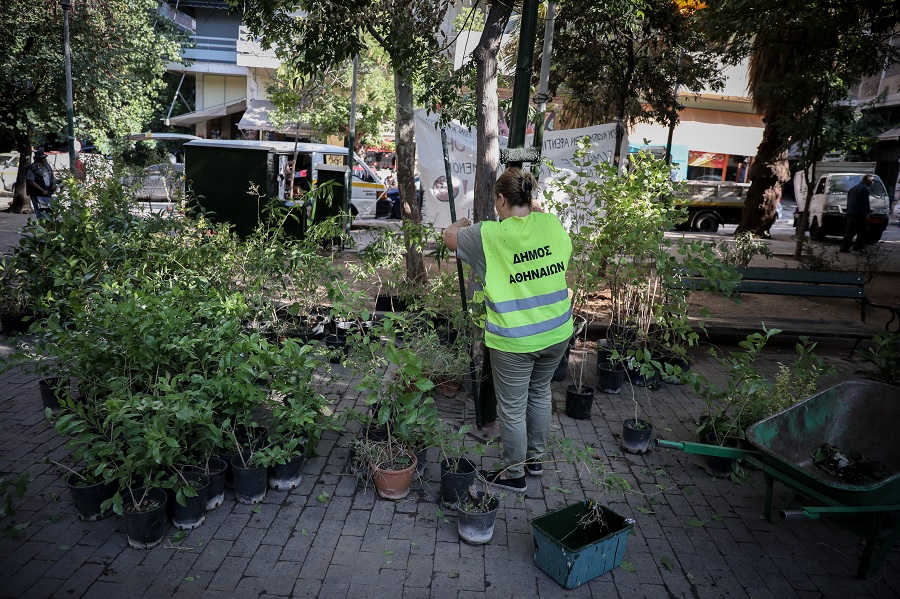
[532, 500, 634, 590]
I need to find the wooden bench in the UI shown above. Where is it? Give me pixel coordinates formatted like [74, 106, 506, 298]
[679, 267, 900, 335]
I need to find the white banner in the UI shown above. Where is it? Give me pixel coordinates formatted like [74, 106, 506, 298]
[415, 109, 619, 228]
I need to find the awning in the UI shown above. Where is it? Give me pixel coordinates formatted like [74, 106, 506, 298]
[877, 126, 900, 141]
[237, 99, 314, 136]
[166, 98, 247, 126]
[630, 108, 765, 157]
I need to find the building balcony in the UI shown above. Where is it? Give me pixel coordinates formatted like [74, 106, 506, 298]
[237, 26, 280, 69]
[180, 35, 238, 64]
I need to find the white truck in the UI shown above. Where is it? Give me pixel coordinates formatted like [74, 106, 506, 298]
[793, 162, 890, 244]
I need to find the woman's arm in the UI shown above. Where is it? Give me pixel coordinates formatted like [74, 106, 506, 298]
[442, 217, 472, 251]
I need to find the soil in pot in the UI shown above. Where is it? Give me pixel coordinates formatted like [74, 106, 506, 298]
[622, 419, 653, 455]
[268, 453, 305, 490]
[440, 458, 477, 508]
[564, 385, 595, 420]
[457, 492, 499, 545]
[231, 454, 268, 504]
[39, 378, 67, 413]
[66, 472, 116, 522]
[372, 453, 418, 500]
[123, 488, 168, 549]
[171, 472, 209, 531]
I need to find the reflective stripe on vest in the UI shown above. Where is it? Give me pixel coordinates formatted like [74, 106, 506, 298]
[481, 213, 573, 352]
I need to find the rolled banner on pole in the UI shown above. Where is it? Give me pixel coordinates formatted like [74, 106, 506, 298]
[441, 128, 481, 425]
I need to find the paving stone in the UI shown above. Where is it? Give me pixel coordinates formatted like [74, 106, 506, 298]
[265, 560, 304, 596]
[206, 555, 249, 591]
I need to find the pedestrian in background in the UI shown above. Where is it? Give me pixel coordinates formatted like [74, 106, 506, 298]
[840, 174, 874, 252]
[25, 148, 56, 216]
[443, 168, 573, 492]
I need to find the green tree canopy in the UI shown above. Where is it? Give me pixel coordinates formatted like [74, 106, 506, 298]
[548, 0, 724, 153]
[0, 0, 183, 211]
[700, 0, 900, 239]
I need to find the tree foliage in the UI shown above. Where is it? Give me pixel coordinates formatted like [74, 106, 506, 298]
[547, 0, 724, 157]
[267, 42, 395, 148]
[700, 0, 900, 238]
[0, 0, 183, 211]
[236, 0, 455, 283]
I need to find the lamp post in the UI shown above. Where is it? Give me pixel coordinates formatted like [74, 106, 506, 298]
[60, 0, 76, 174]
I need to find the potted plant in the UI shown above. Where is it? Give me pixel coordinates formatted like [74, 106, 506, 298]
[529, 438, 633, 589]
[0, 258, 34, 336]
[437, 424, 478, 508]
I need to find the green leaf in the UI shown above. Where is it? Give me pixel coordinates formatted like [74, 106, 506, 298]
[549, 486, 572, 494]
[620, 560, 637, 572]
[384, 549, 394, 556]
[661, 556, 674, 571]
[317, 492, 330, 503]
[447, 572, 459, 578]
[301, 529, 309, 536]
[711, 513, 724, 522]
[436, 509, 445, 518]
[171, 531, 187, 542]
[686, 518, 706, 527]
[58, 544, 71, 551]
[681, 486, 694, 496]
[636, 505, 654, 515]
[252, 506, 262, 514]
[184, 577, 194, 582]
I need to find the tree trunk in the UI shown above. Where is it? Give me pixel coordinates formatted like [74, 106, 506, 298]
[394, 68, 426, 285]
[472, 0, 513, 223]
[9, 133, 33, 213]
[735, 113, 788, 237]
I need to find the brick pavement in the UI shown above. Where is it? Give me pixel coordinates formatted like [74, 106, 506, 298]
[0, 336, 898, 599]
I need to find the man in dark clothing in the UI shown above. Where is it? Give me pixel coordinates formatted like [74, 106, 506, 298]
[25, 148, 56, 216]
[840, 174, 873, 252]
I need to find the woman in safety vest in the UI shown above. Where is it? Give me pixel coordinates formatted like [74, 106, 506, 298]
[443, 168, 573, 492]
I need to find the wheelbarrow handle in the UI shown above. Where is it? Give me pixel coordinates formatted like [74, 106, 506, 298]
[654, 439, 752, 459]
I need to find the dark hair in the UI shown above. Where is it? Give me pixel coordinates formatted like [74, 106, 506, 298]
[496, 168, 537, 207]
[862, 174, 874, 185]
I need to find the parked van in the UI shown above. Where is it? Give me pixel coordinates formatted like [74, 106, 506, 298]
[793, 163, 889, 243]
[183, 139, 387, 222]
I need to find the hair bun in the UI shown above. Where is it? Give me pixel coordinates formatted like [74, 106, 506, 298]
[521, 177, 533, 195]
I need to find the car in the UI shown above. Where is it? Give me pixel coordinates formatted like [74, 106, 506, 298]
[121, 163, 185, 202]
[1, 152, 20, 192]
[382, 178, 423, 219]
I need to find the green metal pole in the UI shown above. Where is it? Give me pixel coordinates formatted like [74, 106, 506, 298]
[60, 0, 76, 174]
[441, 128, 481, 425]
[507, 0, 540, 168]
[345, 53, 359, 233]
[531, 0, 556, 180]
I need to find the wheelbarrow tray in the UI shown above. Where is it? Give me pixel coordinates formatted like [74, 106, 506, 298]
[746, 379, 900, 507]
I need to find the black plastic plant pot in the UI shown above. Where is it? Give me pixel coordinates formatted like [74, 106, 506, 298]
[231, 454, 267, 504]
[123, 487, 168, 550]
[661, 355, 692, 385]
[457, 492, 499, 545]
[39, 378, 67, 413]
[564, 385, 595, 420]
[268, 453, 306, 490]
[597, 363, 625, 394]
[324, 334, 348, 364]
[0, 313, 32, 336]
[375, 295, 408, 312]
[625, 361, 659, 388]
[704, 434, 739, 478]
[66, 472, 116, 522]
[622, 419, 653, 455]
[171, 472, 209, 531]
[440, 458, 477, 508]
[202, 457, 227, 510]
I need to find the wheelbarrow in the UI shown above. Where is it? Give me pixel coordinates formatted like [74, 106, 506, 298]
[657, 379, 900, 579]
